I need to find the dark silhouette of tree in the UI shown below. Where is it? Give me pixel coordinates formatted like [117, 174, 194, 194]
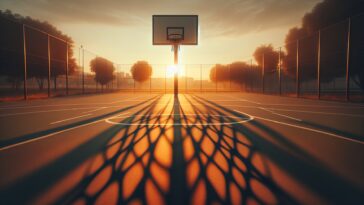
[284, 0, 364, 89]
[229, 61, 255, 85]
[209, 62, 261, 89]
[209, 64, 228, 83]
[130, 61, 152, 83]
[253, 44, 280, 74]
[90, 57, 115, 91]
[0, 9, 77, 90]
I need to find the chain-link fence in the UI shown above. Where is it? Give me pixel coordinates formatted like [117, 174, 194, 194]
[245, 14, 364, 102]
[1, 14, 363, 102]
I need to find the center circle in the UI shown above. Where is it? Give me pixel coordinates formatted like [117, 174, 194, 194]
[105, 113, 254, 126]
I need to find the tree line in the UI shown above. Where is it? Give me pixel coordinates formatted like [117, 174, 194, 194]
[0, 10, 154, 90]
[209, 0, 364, 91]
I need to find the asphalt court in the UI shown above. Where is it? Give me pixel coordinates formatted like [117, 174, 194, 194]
[0, 92, 363, 205]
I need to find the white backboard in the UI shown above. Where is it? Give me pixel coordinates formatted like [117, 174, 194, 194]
[153, 15, 198, 45]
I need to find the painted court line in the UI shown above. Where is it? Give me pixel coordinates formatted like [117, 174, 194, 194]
[105, 113, 254, 126]
[0, 107, 95, 117]
[82, 107, 107, 114]
[234, 110, 364, 145]
[0, 95, 147, 110]
[266, 108, 364, 118]
[0, 111, 130, 151]
[50, 114, 93, 125]
[216, 94, 262, 105]
[259, 107, 302, 121]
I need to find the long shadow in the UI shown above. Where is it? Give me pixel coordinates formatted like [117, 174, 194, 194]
[168, 95, 188, 205]
[182, 95, 298, 204]
[0, 95, 164, 204]
[191, 94, 364, 204]
[2, 94, 363, 204]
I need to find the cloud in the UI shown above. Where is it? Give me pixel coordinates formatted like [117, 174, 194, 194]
[0, 0, 320, 36]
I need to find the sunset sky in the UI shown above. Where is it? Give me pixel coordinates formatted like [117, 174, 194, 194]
[0, 0, 321, 65]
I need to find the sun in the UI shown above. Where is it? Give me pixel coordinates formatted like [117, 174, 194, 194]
[166, 65, 185, 78]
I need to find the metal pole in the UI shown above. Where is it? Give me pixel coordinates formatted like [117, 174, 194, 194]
[165, 66, 166, 94]
[279, 47, 282, 96]
[317, 31, 321, 99]
[82, 45, 85, 94]
[47, 35, 51, 97]
[22, 24, 28, 100]
[185, 65, 187, 92]
[174, 44, 179, 96]
[215, 65, 217, 92]
[250, 59, 253, 92]
[66, 43, 69, 95]
[345, 18, 351, 101]
[200, 64, 202, 92]
[262, 54, 265, 93]
[229, 64, 231, 91]
[296, 40, 300, 97]
[116, 65, 118, 89]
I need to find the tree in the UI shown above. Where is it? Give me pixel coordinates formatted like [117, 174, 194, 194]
[209, 64, 228, 83]
[90, 57, 115, 91]
[130, 61, 152, 83]
[253, 44, 280, 74]
[0, 9, 77, 90]
[209, 62, 261, 90]
[284, 0, 364, 89]
[229, 61, 253, 84]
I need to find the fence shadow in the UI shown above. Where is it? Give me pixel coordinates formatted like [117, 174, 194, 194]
[1, 94, 363, 205]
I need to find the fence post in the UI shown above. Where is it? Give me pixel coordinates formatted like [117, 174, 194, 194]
[229, 64, 231, 91]
[250, 59, 253, 92]
[47, 35, 51, 98]
[215, 65, 218, 92]
[317, 31, 321, 99]
[22, 24, 28, 100]
[82, 45, 85, 94]
[200, 64, 202, 92]
[66, 42, 69, 95]
[345, 18, 351, 101]
[279, 47, 282, 96]
[262, 54, 265, 93]
[296, 39, 300, 97]
[185, 65, 188, 93]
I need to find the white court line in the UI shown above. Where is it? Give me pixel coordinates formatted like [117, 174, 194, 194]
[196, 94, 364, 109]
[0, 112, 130, 151]
[215, 94, 262, 105]
[266, 108, 364, 118]
[234, 110, 364, 145]
[0, 95, 147, 110]
[105, 113, 254, 126]
[0, 107, 96, 117]
[50, 114, 93, 125]
[0, 95, 152, 117]
[259, 107, 302, 121]
[261, 103, 364, 108]
[82, 107, 107, 114]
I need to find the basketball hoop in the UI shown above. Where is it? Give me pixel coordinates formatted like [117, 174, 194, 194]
[167, 34, 184, 42]
[152, 15, 198, 96]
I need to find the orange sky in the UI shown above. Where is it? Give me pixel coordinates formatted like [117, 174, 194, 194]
[0, 0, 321, 65]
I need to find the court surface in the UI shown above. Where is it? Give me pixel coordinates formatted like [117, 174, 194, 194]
[0, 92, 363, 204]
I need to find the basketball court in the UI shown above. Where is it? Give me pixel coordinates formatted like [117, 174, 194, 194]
[0, 13, 363, 205]
[0, 92, 363, 204]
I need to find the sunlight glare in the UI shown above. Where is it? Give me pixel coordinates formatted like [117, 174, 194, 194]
[166, 65, 184, 78]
